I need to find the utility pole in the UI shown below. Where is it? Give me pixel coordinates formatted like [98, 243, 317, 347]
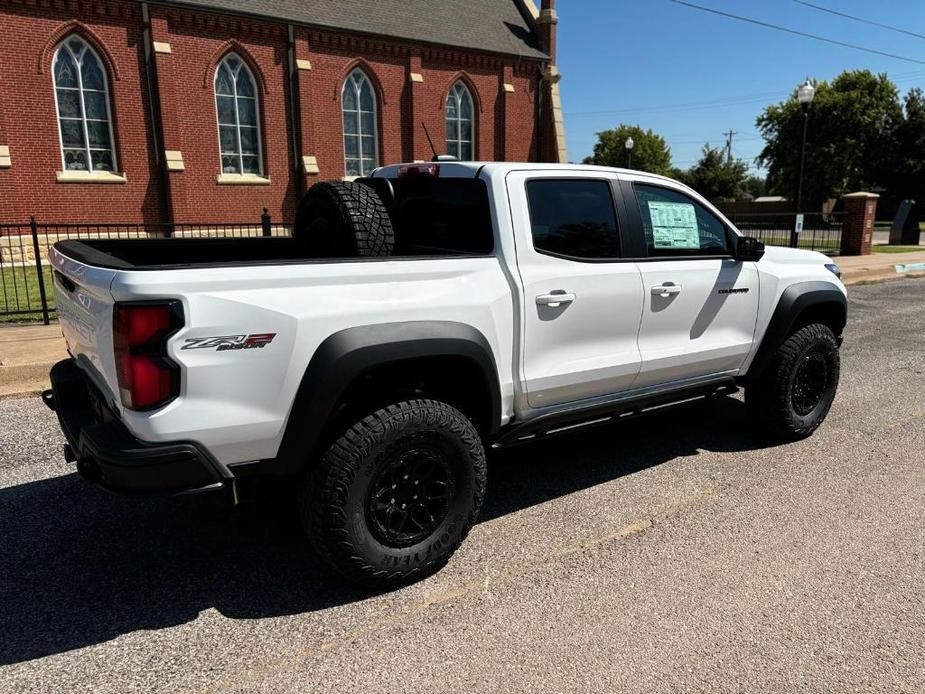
[723, 129, 738, 164]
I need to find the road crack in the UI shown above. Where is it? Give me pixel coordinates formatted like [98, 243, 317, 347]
[204, 487, 714, 693]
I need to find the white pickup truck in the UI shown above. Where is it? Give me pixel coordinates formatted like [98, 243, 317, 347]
[45, 162, 846, 588]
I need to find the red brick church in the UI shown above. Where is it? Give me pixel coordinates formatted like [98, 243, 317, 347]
[0, 0, 566, 224]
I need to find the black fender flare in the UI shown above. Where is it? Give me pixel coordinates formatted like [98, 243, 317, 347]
[748, 281, 847, 378]
[269, 321, 501, 476]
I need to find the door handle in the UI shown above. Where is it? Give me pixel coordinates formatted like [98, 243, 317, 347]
[651, 284, 682, 296]
[536, 292, 575, 307]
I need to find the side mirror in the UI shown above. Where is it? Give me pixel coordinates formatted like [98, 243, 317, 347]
[734, 235, 765, 262]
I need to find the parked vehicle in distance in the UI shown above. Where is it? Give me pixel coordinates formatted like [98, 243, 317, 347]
[44, 162, 847, 589]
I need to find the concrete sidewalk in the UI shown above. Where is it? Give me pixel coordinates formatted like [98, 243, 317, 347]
[0, 324, 68, 397]
[0, 251, 923, 398]
[836, 249, 925, 284]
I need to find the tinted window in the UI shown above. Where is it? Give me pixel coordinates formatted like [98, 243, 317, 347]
[385, 178, 493, 255]
[526, 179, 621, 259]
[634, 184, 730, 257]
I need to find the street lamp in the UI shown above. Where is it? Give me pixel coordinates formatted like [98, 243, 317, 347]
[792, 79, 816, 247]
[625, 136, 634, 169]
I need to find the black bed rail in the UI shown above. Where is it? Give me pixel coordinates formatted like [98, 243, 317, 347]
[0, 210, 292, 325]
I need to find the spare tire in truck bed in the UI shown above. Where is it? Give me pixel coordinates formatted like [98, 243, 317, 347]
[293, 181, 395, 258]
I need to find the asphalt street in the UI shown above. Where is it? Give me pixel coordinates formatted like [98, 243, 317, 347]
[1, 279, 923, 693]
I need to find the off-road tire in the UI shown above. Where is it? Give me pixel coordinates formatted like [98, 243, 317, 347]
[293, 180, 394, 258]
[301, 399, 486, 590]
[746, 323, 840, 440]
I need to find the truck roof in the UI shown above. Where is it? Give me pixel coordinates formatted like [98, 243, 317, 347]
[372, 161, 679, 186]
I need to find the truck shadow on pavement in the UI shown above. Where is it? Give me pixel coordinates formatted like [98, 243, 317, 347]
[0, 395, 775, 665]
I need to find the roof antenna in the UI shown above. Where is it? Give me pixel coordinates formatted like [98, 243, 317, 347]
[421, 121, 439, 161]
[421, 121, 458, 162]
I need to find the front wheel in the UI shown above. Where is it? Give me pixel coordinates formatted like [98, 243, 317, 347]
[746, 323, 841, 440]
[301, 399, 486, 589]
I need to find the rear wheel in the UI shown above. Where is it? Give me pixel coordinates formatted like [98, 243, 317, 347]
[301, 399, 486, 589]
[746, 323, 840, 439]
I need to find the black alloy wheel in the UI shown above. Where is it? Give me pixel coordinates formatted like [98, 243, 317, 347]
[366, 444, 455, 548]
[790, 347, 830, 416]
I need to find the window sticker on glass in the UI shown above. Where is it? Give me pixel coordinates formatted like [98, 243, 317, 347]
[647, 201, 700, 249]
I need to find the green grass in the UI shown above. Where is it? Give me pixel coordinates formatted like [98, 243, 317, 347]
[0, 265, 55, 323]
[872, 245, 925, 254]
[874, 221, 925, 231]
[793, 238, 839, 251]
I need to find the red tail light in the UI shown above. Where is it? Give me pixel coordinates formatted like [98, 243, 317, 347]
[113, 302, 183, 411]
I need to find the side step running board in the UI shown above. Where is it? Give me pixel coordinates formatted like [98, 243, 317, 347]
[492, 377, 738, 449]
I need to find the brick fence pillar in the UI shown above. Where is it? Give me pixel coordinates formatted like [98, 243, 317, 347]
[840, 192, 879, 256]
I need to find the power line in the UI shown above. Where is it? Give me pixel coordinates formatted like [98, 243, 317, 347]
[733, 148, 760, 165]
[667, 136, 762, 145]
[895, 71, 925, 85]
[566, 90, 786, 117]
[670, 0, 925, 66]
[664, 132, 761, 141]
[792, 1, 925, 41]
[569, 69, 925, 120]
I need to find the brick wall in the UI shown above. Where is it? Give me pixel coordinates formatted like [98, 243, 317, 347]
[0, 1, 163, 223]
[150, 5, 297, 222]
[0, 0, 551, 225]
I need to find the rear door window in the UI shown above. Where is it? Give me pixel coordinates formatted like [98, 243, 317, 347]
[525, 179, 621, 260]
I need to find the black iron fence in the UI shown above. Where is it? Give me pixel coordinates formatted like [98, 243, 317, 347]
[726, 211, 845, 255]
[0, 210, 292, 324]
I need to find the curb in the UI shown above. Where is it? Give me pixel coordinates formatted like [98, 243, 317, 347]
[843, 271, 925, 286]
[0, 362, 53, 399]
[0, 389, 44, 400]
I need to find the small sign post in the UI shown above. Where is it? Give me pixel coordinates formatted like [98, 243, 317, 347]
[794, 213, 805, 238]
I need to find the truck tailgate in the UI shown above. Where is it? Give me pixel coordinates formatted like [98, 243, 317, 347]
[49, 245, 121, 402]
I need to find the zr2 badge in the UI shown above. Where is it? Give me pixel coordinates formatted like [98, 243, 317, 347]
[182, 333, 277, 351]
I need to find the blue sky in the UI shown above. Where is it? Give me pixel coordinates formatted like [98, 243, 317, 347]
[557, 0, 925, 173]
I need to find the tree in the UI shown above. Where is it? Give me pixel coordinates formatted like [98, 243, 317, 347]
[891, 87, 925, 201]
[756, 70, 903, 209]
[742, 175, 767, 199]
[682, 145, 748, 202]
[583, 124, 673, 176]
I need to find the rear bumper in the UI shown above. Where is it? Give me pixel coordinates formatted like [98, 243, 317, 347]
[46, 359, 227, 495]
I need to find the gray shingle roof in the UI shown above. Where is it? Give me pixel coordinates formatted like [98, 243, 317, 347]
[160, 0, 548, 59]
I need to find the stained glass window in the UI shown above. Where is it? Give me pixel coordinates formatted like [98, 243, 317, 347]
[342, 69, 378, 177]
[445, 82, 474, 161]
[214, 54, 263, 175]
[52, 37, 116, 172]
